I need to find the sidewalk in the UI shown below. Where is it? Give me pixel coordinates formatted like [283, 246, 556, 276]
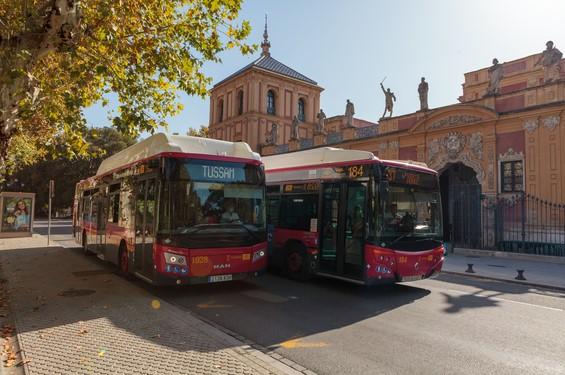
[0, 235, 309, 375]
[443, 253, 565, 291]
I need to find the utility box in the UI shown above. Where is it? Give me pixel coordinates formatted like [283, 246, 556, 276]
[0, 192, 35, 238]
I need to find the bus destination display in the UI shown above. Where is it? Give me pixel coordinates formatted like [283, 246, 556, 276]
[385, 167, 437, 188]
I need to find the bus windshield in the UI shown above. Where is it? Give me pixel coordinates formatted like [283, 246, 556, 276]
[159, 160, 266, 248]
[376, 169, 442, 250]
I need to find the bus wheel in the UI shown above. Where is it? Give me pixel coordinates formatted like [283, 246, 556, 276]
[118, 244, 129, 276]
[285, 246, 311, 281]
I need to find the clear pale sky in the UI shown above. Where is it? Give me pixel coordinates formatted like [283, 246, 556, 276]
[84, 0, 565, 135]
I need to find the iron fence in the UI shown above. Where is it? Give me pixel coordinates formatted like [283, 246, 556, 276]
[463, 193, 565, 256]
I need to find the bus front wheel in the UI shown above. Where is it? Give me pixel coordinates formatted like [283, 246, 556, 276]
[285, 245, 311, 281]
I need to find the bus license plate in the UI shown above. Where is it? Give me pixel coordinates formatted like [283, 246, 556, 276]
[401, 275, 422, 282]
[208, 274, 233, 283]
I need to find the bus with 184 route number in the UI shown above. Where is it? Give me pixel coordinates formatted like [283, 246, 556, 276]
[73, 133, 267, 285]
[263, 147, 444, 285]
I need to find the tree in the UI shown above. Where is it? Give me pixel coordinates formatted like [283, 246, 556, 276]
[0, 0, 254, 179]
[2, 127, 136, 216]
[187, 125, 209, 138]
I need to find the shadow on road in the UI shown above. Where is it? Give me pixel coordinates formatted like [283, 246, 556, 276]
[150, 270, 432, 348]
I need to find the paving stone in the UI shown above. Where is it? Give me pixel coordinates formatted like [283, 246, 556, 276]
[0, 243, 306, 375]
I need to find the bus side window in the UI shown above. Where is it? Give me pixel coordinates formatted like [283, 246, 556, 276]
[266, 196, 280, 226]
[108, 194, 120, 223]
[279, 194, 317, 231]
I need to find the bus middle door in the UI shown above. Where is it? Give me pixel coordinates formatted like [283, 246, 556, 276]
[319, 181, 367, 280]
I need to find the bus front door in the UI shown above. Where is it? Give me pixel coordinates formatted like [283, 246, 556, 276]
[319, 181, 367, 280]
[134, 179, 156, 278]
[95, 197, 108, 256]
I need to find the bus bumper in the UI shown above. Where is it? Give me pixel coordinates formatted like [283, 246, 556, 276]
[151, 268, 267, 286]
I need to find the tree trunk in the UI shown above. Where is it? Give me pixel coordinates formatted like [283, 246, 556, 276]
[0, 0, 81, 179]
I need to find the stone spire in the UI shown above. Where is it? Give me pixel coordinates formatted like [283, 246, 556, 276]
[261, 14, 271, 57]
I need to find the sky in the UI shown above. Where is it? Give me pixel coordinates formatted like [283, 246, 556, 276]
[84, 0, 565, 136]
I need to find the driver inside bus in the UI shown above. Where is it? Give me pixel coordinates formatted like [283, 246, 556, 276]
[221, 201, 241, 224]
[384, 203, 401, 228]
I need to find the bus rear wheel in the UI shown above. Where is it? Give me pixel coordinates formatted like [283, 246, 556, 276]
[285, 246, 311, 281]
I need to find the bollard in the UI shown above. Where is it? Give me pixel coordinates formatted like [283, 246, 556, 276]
[465, 264, 475, 273]
[515, 269, 526, 280]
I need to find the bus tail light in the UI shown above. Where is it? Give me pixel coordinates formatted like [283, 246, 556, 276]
[252, 249, 266, 263]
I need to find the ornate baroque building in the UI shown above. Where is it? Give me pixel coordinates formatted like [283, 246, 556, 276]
[209, 28, 565, 205]
[208, 20, 377, 153]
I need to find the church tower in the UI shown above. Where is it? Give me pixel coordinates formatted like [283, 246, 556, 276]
[208, 16, 323, 152]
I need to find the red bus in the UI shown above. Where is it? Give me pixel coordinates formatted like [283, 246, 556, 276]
[73, 133, 267, 285]
[263, 147, 444, 285]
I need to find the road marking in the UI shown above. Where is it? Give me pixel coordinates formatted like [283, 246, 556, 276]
[445, 288, 564, 312]
[196, 301, 232, 309]
[278, 338, 328, 349]
[241, 290, 288, 303]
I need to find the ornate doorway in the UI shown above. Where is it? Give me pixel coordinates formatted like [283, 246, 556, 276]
[440, 163, 482, 248]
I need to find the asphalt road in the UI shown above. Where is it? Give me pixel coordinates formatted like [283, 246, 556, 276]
[43, 220, 565, 375]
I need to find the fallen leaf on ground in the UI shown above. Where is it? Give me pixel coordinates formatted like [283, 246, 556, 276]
[16, 359, 30, 367]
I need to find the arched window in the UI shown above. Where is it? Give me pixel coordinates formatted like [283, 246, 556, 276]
[267, 90, 276, 115]
[218, 99, 224, 123]
[237, 90, 244, 116]
[298, 98, 306, 122]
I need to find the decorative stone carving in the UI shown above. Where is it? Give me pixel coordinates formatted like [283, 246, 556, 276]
[442, 132, 466, 159]
[523, 119, 538, 133]
[498, 148, 524, 161]
[344, 100, 355, 128]
[543, 115, 560, 130]
[427, 139, 441, 162]
[469, 133, 483, 160]
[429, 152, 485, 185]
[380, 83, 396, 118]
[315, 109, 327, 135]
[485, 58, 503, 96]
[488, 163, 494, 190]
[428, 115, 483, 130]
[388, 140, 399, 149]
[290, 116, 300, 140]
[265, 123, 278, 145]
[418, 77, 429, 111]
[535, 41, 563, 84]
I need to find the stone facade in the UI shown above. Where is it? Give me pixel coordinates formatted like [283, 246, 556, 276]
[208, 38, 565, 203]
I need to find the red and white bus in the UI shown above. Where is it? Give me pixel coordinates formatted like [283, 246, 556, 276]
[73, 133, 267, 285]
[263, 147, 444, 285]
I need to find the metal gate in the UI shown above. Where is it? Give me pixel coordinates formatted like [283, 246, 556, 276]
[448, 183, 482, 248]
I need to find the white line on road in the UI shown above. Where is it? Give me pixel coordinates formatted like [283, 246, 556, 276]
[445, 288, 564, 312]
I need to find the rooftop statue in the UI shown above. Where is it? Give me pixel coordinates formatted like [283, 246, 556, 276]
[535, 40, 563, 84]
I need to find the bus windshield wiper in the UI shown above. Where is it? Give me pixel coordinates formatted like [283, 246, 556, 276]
[387, 230, 415, 247]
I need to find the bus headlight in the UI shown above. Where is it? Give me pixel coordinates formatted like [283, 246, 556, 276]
[252, 249, 266, 263]
[164, 252, 187, 266]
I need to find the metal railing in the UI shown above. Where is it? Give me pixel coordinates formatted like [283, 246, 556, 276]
[471, 193, 565, 256]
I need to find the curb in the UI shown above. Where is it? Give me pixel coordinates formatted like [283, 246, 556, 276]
[442, 271, 565, 293]
[452, 248, 565, 265]
[171, 303, 317, 375]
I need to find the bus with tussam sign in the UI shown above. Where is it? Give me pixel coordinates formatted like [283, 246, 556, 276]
[263, 147, 444, 285]
[73, 133, 267, 285]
